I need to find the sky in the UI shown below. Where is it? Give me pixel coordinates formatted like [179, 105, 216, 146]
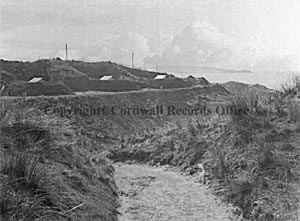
[1, 0, 300, 86]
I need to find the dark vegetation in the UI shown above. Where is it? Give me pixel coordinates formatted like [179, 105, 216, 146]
[0, 59, 49, 81]
[2, 81, 75, 96]
[64, 79, 141, 92]
[183, 76, 210, 86]
[222, 81, 272, 94]
[0, 67, 15, 84]
[143, 78, 191, 89]
[206, 90, 299, 220]
[0, 99, 119, 220]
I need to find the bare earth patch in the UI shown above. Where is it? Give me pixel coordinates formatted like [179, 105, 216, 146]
[115, 163, 237, 221]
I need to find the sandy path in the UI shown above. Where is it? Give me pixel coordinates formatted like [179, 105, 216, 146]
[115, 163, 236, 221]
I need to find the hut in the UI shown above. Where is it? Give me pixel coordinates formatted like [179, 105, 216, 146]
[28, 77, 43, 83]
[154, 74, 167, 80]
[100, 76, 113, 81]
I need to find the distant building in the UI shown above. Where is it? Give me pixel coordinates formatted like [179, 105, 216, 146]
[100, 76, 113, 81]
[154, 75, 167, 80]
[28, 77, 43, 83]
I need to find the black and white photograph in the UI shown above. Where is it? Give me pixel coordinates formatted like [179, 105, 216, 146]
[0, 0, 300, 220]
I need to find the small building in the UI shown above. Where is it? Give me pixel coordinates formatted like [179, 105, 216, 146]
[28, 77, 43, 83]
[100, 75, 113, 81]
[154, 75, 167, 80]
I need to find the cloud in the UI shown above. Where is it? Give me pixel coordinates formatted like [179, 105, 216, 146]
[143, 21, 300, 71]
[0, 17, 151, 64]
[143, 21, 240, 68]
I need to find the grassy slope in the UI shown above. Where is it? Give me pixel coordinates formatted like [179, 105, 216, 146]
[0, 67, 15, 84]
[0, 59, 89, 82]
[0, 100, 119, 220]
[68, 61, 138, 80]
[106, 88, 299, 220]
[0, 86, 227, 219]
[1, 59, 190, 93]
[222, 81, 272, 94]
[0, 59, 49, 81]
[3, 84, 297, 220]
[0, 59, 174, 82]
[3, 81, 75, 96]
[14, 85, 228, 135]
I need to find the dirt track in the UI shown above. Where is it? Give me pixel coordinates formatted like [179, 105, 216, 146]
[115, 163, 236, 221]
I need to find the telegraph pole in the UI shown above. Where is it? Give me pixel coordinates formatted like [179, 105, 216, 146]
[65, 44, 68, 61]
[48, 60, 53, 82]
[131, 52, 134, 67]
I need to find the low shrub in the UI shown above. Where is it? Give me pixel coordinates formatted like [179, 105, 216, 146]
[228, 91, 273, 145]
[272, 91, 287, 117]
[202, 88, 299, 220]
[281, 76, 300, 98]
[0, 151, 53, 220]
[287, 99, 300, 123]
